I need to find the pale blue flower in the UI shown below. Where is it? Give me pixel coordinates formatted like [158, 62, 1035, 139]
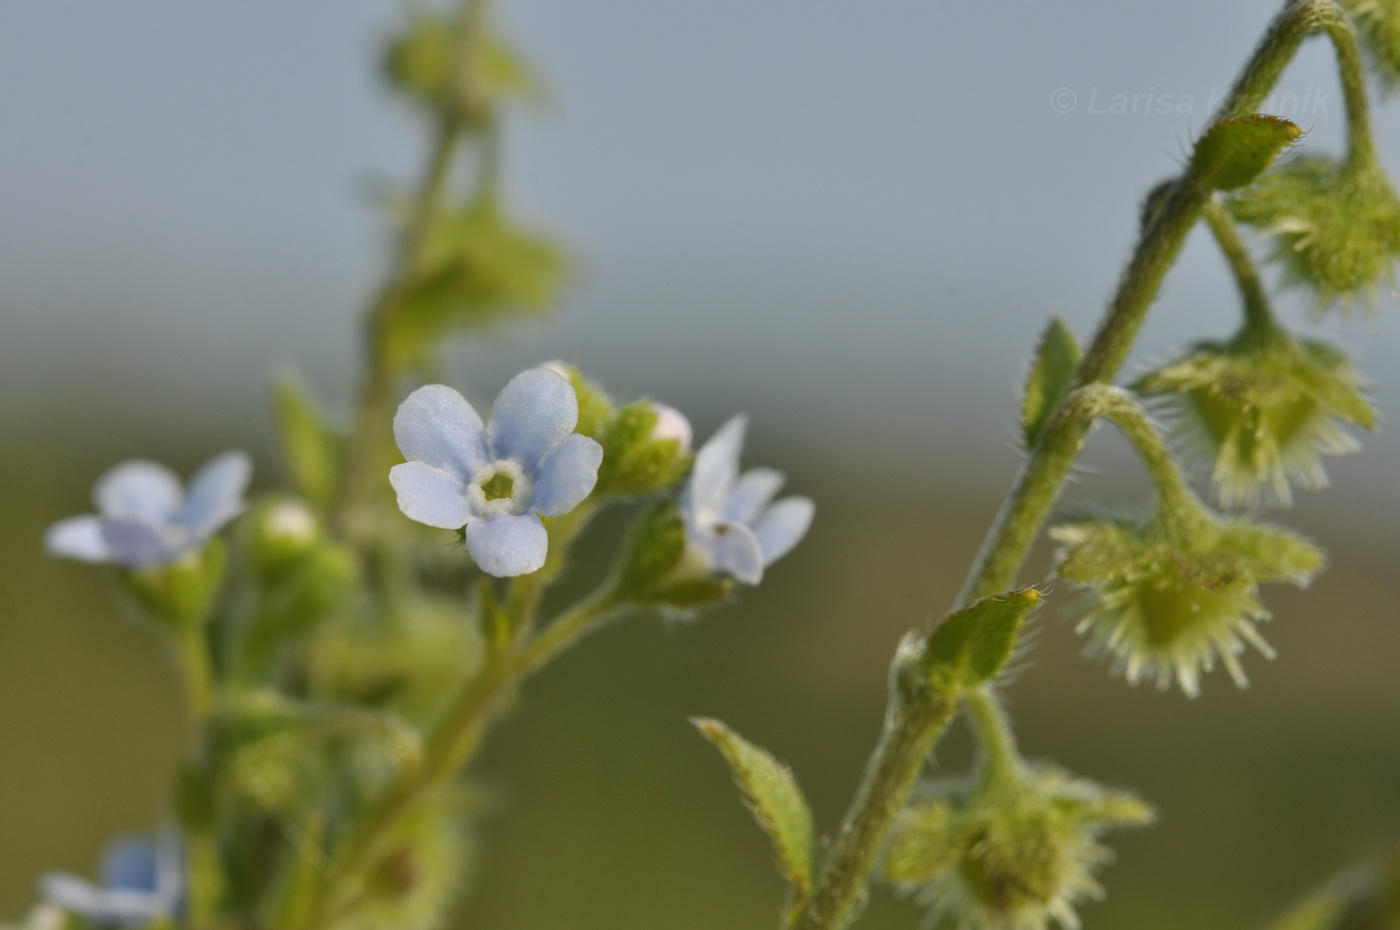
[41, 832, 182, 928]
[45, 452, 251, 569]
[389, 368, 604, 577]
[680, 414, 814, 585]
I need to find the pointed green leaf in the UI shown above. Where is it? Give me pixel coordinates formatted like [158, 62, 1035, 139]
[1021, 319, 1081, 447]
[1191, 114, 1302, 192]
[924, 588, 1041, 694]
[693, 718, 815, 907]
[271, 376, 340, 510]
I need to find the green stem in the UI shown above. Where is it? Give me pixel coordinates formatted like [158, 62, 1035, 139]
[1202, 198, 1278, 336]
[964, 689, 1022, 786]
[1319, 9, 1377, 170]
[793, 5, 1334, 927]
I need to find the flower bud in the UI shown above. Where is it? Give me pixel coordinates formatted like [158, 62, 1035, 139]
[1229, 157, 1400, 313]
[1136, 329, 1375, 507]
[595, 401, 694, 497]
[249, 497, 321, 576]
[885, 765, 1153, 930]
[1051, 507, 1323, 696]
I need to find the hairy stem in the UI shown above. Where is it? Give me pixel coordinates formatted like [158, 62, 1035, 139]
[792, 4, 1334, 927]
[1203, 198, 1278, 335]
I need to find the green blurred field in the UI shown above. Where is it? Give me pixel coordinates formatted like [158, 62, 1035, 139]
[2, 422, 1397, 929]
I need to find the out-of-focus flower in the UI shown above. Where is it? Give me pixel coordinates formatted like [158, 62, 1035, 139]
[1230, 157, 1400, 313]
[41, 832, 182, 928]
[45, 452, 250, 569]
[679, 415, 813, 585]
[1136, 330, 1374, 507]
[885, 765, 1153, 930]
[1051, 509, 1323, 696]
[389, 368, 603, 577]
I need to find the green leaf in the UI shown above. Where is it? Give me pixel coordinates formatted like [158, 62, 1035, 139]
[271, 376, 340, 510]
[1191, 114, 1303, 192]
[693, 718, 815, 910]
[923, 588, 1041, 694]
[1021, 319, 1081, 447]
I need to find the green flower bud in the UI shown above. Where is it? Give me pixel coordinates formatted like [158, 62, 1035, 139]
[1230, 157, 1400, 313]
[1051, 506, 1324, 696]
[249, 497, 322, 576]
[1135, 329, 1375, 507]
[885, 765, 1153, 930]
[382, 13, 537, 121]
[596, 400, 694, 497]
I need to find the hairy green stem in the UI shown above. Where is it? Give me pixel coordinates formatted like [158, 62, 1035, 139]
[1202, 198, 1279, 335]
[792, 5, 1337, 927]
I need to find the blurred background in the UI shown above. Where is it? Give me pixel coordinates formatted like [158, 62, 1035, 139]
[2, 1, 1398, 927]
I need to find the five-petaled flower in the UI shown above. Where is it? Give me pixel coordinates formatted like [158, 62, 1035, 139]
[42, 831, 183, 929]
[680, 414, 814, 585]
[45, 452, 251, 569]
[389, 368, 604, 577]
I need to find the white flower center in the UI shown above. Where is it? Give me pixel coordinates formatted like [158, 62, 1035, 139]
[466, 460, 532, 517]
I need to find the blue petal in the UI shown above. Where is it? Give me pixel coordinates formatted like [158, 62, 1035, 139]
[394, 384, 490, 480]
[466, 513, 548, 577]
[696, 521, 764, 585]
[94, 460, 182, 521]
[177, 451, 251, 537]
[45, 516, 112, 562]
[389, 462, 472, 529]
[41, 874, 106, 917]
[531, 434, 603, 517]
[487, 369, 578, 468]
[687, 415, 747, 526]
[722, 467, 784, 526]
[101, 519, 182, 568]
[753, 497, 814, 565]
[101, 837, 160, 893]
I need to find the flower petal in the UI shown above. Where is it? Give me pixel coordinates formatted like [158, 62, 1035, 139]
[94, 461, 182, 521]
[394, 384, 490, 479]
[686, 414, 747, 527]
[696, 521, 765, 585]
[101, 519, 182, 568]
[466, 513, 549, 577]
[101, 837, 160, 893]
[41, 874, 105, 917]
[752, 496, 815, 565]
[722, 467, 785, 526]
[650, 403, 693, 452]
[487, 369, 578, 468]
[389, 462, 472, 529]
[177, 451, 251, 537]
[45, 516, 112, 563]
[531, 434, 603, 517]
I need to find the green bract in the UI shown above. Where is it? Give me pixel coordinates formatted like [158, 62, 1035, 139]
[1135, 329, 1374, 507]
[1230, 157, 1400, 313]
[884, 766, 1153, 930]
[1051, 509, 1323, 696]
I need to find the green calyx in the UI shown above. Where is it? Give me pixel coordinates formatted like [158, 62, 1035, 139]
[1341, 0, 1400, 86]
[1135, 329, 1375, 507]
[383, 13, 538, 121]
[1051, 506, 1324, 696]
[884, 765, 1153, 930]
[1230, 156, 1400, 313]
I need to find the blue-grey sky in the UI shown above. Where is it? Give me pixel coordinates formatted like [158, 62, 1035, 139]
[1, 0, 1397, 511]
